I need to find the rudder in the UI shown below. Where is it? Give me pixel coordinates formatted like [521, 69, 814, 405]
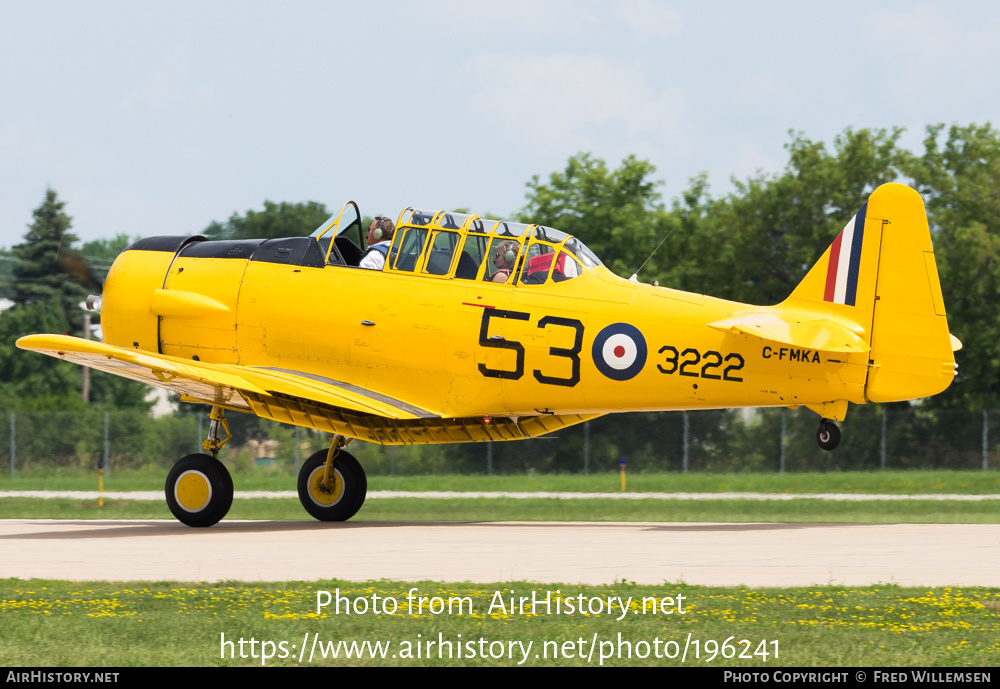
[863, 183, 955, 402]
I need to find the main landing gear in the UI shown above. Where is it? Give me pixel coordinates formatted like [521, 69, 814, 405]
[816, 419, 841, 451]
[165, 407, 234, 527]
[164, 410, 368, 527]
[297, 435, 367, 522]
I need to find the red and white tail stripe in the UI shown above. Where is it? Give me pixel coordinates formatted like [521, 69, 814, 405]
[822, 203, 868, 306]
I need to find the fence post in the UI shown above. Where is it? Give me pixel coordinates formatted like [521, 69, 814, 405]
[104, 411, 110, 478]
[682, 413, 689, 473]
[880, 408, 887, 471]
[8, 412, 13, 479]
[583, 421, 590, 475]
[983, 410, 989, 472]
[779, 410, 786, 473]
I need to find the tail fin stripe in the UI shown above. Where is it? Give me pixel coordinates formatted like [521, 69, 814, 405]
[832, 216, 856, 304]
[844, 202, 868, 306]
[822, 202, 868, 306]
[823, 232, 843, 302]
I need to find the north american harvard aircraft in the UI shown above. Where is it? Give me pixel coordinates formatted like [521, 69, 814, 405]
[17, 182, 959, 527]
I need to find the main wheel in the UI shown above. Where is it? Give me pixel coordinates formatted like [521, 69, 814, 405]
[165, 454, 234, 527]
[817, 422, 842, 451]
[297, 449, 367, 521]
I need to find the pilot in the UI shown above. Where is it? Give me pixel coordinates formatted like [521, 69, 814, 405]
[359, 217, 395, 270]
[491, 240, 519, 283]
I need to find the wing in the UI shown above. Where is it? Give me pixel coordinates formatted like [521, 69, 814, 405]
[16, 334, 597, 444]
[16, 334, 426, 418]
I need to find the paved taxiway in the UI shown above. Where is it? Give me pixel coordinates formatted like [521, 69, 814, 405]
[2, 520, 997, 586]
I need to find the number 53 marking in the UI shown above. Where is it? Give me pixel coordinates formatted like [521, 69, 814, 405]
[478, 310, 584, 387]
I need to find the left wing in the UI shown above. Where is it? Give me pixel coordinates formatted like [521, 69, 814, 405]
[16, 334, 597, 444]
[16, 334, 426, 418]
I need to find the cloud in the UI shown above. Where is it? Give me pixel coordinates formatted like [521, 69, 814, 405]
[616, 0, 684, 41]
[396, 0, 599, 41]
[397, 1, 682, 44]
[464, 53, 691, 156]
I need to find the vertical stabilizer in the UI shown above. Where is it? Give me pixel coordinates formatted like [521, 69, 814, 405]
[863, 184, 955, 402]
[787, 183, 955, 402]
[787, 195, 884, 346]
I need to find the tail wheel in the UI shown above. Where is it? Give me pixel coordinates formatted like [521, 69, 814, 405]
[297, 449, 367, 522]
[817, 421, 842, 451]
[165, 454, 234, 527]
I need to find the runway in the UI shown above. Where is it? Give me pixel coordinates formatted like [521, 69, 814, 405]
[2, 519, 998, 587]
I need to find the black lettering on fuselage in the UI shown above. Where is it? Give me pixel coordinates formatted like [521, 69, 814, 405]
[761, 346, 820, 364]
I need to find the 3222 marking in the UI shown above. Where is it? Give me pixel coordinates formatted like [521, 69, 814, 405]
[657, 346, 744, 382]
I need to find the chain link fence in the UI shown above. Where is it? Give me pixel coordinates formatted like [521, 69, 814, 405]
[1, 405, 997, 477]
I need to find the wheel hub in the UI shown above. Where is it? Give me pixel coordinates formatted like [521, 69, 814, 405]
[174, 470, 212, 512]
[307, 467, 344, 506]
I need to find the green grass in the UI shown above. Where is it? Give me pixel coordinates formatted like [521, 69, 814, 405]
[1, 579, 996, 666]
[2, 496, 999, 523]
[5, 468, 999, 523]
[5, 471, 997, 667]
[3, 468, 1000, 494]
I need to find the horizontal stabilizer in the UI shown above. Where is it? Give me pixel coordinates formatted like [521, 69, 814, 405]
[708, 312, 869, 353]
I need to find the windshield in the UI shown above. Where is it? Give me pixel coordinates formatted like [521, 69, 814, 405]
[310, 216, 336, 238]
[310, 202, 361, 239]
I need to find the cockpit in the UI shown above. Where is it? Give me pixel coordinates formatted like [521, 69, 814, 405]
[309, 202, 603, 286]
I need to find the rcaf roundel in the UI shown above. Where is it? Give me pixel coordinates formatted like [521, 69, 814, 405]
[592, 323, 647, 381]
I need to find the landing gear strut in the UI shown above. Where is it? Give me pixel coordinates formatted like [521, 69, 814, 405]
[297, 435, 367, 521]
[164, 407, 234, 527]
[816, 419, 841, 451]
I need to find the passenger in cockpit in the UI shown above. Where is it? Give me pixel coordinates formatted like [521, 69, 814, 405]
[359, 217, 395, 270]
[490, 240, 518, 283]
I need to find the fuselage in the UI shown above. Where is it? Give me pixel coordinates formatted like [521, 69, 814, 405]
[100, 234, 867, 420]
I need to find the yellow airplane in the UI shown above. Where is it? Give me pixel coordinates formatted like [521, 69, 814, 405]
[17, 182, 958, 527]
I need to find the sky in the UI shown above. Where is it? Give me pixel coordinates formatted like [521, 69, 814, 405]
[1, 0, 999, 249]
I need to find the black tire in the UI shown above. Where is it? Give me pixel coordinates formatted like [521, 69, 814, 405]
[817, 422, 842, 451]
[297, 449, 367, 522]
[165, 454, 234, 527]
